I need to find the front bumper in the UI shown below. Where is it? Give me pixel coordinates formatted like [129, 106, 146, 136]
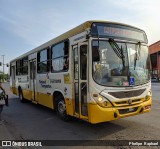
[88, 98, 152, 124]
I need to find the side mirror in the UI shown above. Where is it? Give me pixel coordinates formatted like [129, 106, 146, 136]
[6, 64, 9, 67]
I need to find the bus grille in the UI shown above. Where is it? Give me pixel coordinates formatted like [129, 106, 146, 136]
[115, 99, 141, 105]
[108, 89, 145, 98]
[119, 107, 139, 114]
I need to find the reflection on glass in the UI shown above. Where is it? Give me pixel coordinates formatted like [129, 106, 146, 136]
[38, 61, 47, 73]
[74, 82, 79, 113]
[80, 45, 87, 80]
[92, 40, 151, 86]
[40, 50, 47, 62]
[51, 41, 69, 72]
[81, 82, 88, 116]
[128, 44, 151, 85]
[74, 48, 78, 80]
[52, 43, 64, 58]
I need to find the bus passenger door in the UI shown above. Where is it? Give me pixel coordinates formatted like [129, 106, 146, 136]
[29, 59, 37, 102]
[73, 43, 88, 119]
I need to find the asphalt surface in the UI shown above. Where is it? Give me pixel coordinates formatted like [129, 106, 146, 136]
[1, 82, 160, 149]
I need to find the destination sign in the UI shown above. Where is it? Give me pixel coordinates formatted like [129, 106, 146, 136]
[91, 23, 147, 43]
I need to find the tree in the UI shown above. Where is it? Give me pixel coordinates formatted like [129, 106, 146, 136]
[0, 73, 9, 82]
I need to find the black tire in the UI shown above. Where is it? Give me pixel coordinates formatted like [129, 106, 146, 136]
[56, 95, 70, 121]
[19, 89, 25, 103]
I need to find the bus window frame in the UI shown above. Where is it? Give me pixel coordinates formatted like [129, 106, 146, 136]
[16, 56, 29, 76]
[37, 47, 50, 74]
[51, 39, 69, 73]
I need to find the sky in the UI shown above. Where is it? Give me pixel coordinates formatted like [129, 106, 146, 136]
[0, 0, 160, 73]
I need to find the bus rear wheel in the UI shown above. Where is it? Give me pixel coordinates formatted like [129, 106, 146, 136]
[56, 96, 69, 121]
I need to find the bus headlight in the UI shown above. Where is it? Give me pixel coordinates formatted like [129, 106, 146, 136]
[145, 91, 152, 101]
[93, 94, 112, 108]
[98, 97, 103, 102]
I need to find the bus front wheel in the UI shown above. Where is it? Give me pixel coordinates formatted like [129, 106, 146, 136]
[56, 96, 69, 121]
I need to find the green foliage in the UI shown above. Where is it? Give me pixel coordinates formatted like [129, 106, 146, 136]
[0, 73, 9, 82]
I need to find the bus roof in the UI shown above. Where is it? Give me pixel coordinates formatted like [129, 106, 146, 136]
[10, 20, 144, 63]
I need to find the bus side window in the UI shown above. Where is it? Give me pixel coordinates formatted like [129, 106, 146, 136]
[37, 48, 50, 73]
[51, 40, 69, 72]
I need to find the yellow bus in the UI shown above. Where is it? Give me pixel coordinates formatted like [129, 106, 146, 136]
[10, 20, 152, 123]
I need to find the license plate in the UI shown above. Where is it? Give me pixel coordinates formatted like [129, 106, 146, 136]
[128, 108, 134, 112]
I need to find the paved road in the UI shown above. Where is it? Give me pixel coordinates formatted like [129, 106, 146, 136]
[1, 82, 160, 149]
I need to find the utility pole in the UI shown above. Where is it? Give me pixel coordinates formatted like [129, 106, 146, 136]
[2, 55, 5, 74]
[1, 55, 5, 82]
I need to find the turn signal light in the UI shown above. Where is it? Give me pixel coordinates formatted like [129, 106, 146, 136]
[145, 105, 151, 110]
[93, 94, 98, 97]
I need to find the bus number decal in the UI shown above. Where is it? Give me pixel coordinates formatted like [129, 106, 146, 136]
[50, 79, 61, 83]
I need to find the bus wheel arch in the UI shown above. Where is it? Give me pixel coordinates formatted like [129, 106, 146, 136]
[53, 91, 70, 121]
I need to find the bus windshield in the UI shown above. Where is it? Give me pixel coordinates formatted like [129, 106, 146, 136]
[92, 40, 151, 86]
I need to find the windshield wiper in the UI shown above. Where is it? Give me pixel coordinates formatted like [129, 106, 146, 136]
[108, 38, 125, 70]
[134, 42, 141, 70]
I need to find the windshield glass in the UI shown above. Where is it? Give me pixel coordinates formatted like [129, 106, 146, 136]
[128, 44, 151, 85]
[92, 40, 151, 86]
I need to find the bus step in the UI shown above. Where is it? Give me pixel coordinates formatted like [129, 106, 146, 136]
[32, 100, 38, 104]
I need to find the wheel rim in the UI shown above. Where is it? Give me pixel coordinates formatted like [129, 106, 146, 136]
[58, 101, 66, 115]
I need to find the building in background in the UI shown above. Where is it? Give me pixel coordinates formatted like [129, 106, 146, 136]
[149, 40, 160, 80]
